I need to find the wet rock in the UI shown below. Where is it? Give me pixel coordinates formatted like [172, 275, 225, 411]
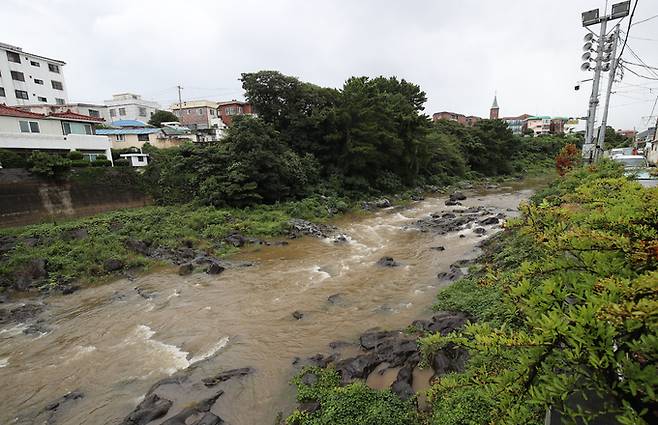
[273, 240, 289, 246]
[459, 234, 465, 238]
[224, 232, 248, 248]
[332, 234, 349, 244]
[160, 391, 224, 425]
[125, 239, 151, 256]
[364, 198, 392, 209]
[427, 311, 470, 335]
[496, 213, 506, 219]
[473, 227, 486, 235]
[328, 340, 354, 350]
[437, 265, 465, 282]
[111, 291, 128, 302]
[135, 287, 156, 300]
[376, 256, 400, 267]
[360, 330, 399, 350]
[411, 194, 425, 201]
[479, 216, 500, 226]
[178, 263, 194, 276]
[299, 401, 320, 414]
[444, 199, 462, 206]
[327, 293, 344, 304]
[292, 310, 304, 320]
[45, 389, 84, 411]
[335, 353, 379, 384]
[37, 390, 85, 425]
[60, 284, 81, 295]
[206, 262, 225, 275]
[202, 367, 254, 387]
[104, 258, 124, 272]
[0, 303, 44, 324]
[449, 192, 467, 202]
[430, 246, 446, 251]
[288, 219, 336, 239]
[413, 211, 481, 234]
[13, 258, 48, 290]
[121, 393, 173, 425]
[23, 321, 50, 335]
[391, 364, 415, 400]
[62, 228, 88, 241]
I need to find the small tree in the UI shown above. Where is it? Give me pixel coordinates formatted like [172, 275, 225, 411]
[148, 110, 179, 127]
[555, 143, 580, 176]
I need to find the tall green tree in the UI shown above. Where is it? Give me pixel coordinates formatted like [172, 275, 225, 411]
[148, 110, 179, 127]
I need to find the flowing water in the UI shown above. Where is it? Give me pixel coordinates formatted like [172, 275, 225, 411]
[0, 181, 543, 424]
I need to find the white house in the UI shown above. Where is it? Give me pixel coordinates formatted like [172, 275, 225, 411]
[0, 104, 112, 163]
[0, 42, 68, 106]
[104, 93, 161, 123]
[96, 121, 196, 149]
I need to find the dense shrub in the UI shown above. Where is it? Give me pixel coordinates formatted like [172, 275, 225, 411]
[0, 149, 29, 168]
[420, 163, 658, 424]
[27, 151, 72, 178]
[67, 150, 84, 161]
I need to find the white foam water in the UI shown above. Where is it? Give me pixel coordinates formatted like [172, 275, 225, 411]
[0, 324, 29, 338]
[189, 336, 230, 364]
[0, 357, 9, 368]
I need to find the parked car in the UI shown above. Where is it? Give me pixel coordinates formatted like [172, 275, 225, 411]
[612, 155, 658, 188]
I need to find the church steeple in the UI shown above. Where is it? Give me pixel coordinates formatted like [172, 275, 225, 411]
[490, 94, 499, 119]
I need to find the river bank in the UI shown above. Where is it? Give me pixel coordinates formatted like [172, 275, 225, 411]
[0, 178, 547, 425]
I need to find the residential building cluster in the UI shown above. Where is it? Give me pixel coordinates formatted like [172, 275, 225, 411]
[0, 42, 254, 168]
[432, 96, 586, 137]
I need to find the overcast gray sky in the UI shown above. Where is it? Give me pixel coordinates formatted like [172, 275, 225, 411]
[3, 0, 658, 130]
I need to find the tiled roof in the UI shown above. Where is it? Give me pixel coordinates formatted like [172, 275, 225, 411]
[0, 104, 46, 119]
[49, 110, 104, 122]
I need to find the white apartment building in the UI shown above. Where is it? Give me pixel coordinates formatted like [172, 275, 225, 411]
[104, 93, 161, 123]
[0, 104, 112, 163]
[0, 42, 68, 106]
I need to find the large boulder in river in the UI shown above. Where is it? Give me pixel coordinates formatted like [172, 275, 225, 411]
[449, 192, 467, 202]
[178, 263, 194, 276]
[121, 393, 173, 425]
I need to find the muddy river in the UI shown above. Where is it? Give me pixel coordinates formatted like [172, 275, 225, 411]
[0, 181, 542, 424]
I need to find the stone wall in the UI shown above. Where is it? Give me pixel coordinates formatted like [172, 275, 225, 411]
[0, 168, 151, 228]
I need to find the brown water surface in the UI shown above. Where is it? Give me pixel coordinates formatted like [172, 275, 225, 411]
[0, 181, 542, 424]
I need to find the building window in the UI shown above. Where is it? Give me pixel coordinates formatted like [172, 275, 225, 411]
[119, 108, 126, 116]
[15, 90, 29, 100]
[48, 63, 60, 73]
[51, 80, 63, 90]
[137, 134, 149, 141]
[34, 79, 44, 85]
[110, 109, 116, 117]
[115, 134, 125, 141]
[0, 87, 5, 97]
[198, 108, 203, 115]
[38, 96, 47, 102]
[55, 98, 65, 105]
[210, 109, 215, 116]
[11, 71, 25, 82]
[139, 107, 147, 117]
[19, 121, 40, 133]
[88, 109, 100, 118]
[30, 60, 40, 67]
[7, 51, 20, 63]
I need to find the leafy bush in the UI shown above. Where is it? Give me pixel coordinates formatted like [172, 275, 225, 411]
[114, 158, 130, 167]
[287, 367, 419, 425]
[0, 149, 29, 168]
[420, 164, 658, 424]
[27, 151, 71, 178]
[67, 150, 84, 161]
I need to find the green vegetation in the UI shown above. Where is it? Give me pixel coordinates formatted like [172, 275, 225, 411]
[142, 71, 572, 206]
[420, 161, 658, 424]
[148, 110, 179, 127]
[27, 151, 72, 178]
[287, 367, 419, 425]
[0, 196, 343, 291]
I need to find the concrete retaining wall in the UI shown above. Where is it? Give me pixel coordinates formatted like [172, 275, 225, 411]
[0, 168, 151, 228]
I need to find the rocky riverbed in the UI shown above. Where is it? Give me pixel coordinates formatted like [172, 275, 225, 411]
[0, 183, 540, 425]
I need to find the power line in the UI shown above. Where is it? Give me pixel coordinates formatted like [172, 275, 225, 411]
[622, 64, 658, 80]
[618, 0, 639, 61]
[631, 13, 658, 26]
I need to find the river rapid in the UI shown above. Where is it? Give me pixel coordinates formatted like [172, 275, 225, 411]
[0, 181, 543, 424]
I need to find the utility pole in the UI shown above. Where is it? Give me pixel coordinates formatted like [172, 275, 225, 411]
[579, 1, 631, 163]
[595, 24, 621, 160]
[583, 18, 608, 162]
